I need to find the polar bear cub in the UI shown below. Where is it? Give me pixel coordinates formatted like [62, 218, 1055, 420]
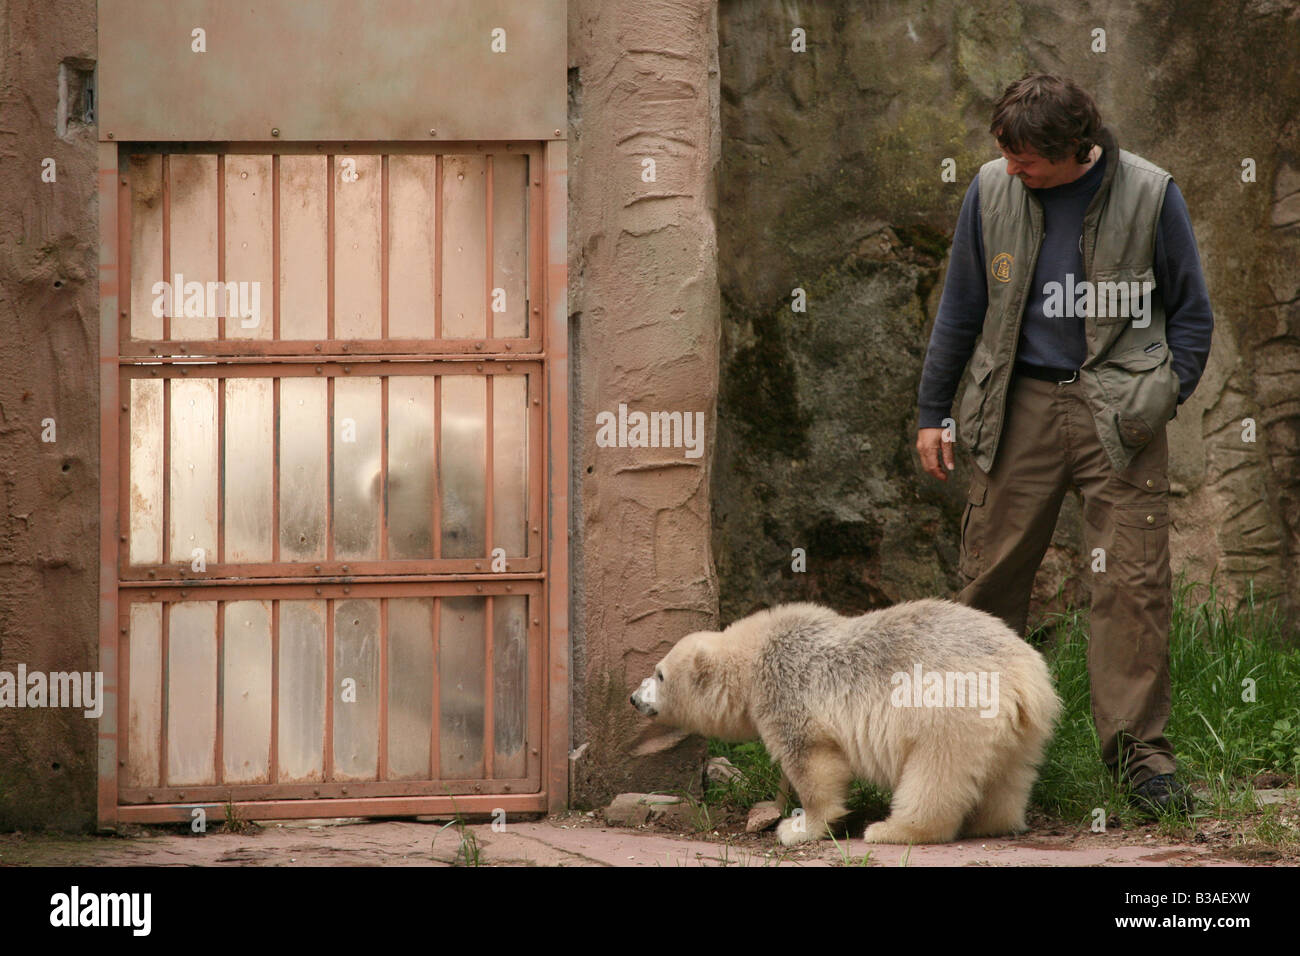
[630, 599, 1061, 845]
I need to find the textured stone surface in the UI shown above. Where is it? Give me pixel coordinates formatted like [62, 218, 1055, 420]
[0, 0, 99, 830]
[714, 0, 1300, 631]
[567, 0, 720, 805]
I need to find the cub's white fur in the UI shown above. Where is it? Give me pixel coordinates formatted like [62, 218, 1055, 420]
[631, 599, 1061, 845]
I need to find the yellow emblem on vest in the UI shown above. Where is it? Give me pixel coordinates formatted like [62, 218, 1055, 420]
[991, 252, 1013, 283]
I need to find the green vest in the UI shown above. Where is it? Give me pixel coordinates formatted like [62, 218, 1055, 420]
[956, 127, 1181, 474]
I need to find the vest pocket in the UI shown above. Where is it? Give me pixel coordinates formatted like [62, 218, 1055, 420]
[959, 471, 988, 580]
[957, 345, 996, 452]
[1088, 267, 1156, 326]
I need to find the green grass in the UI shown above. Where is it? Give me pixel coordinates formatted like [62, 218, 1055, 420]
[704, 577, 1300, 835]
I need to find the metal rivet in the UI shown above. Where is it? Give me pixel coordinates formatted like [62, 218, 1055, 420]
[532, 306, 540, 314]
[314, 344, 322, 351]
[532, 398, 540, 405]
[315, 366, 322, 374]
[120, 626, 127, 634]
[474, 562, 482, 570]
[1146, 515, 1155, 524]
[148, 569, 156, 577]
[343, 586, 350, 594]
[429, 128, 437, 136]
[1145, 479, 1154, 489]
[271, 128, 280, 137]
[314, 789, 320, 796]
[554, 129, 561, 137]
[314, 587, 321, 595]
[121, 404, 128, 412]
[178, 792, 185, 799]
[314, 565, 321, 572]
[341, 788, 348, 795]
[120, 179, 127, 187]
[180, 591, 187, 598]
[505, 584, 512, 591]
[107, 132, 114, 139]
[505, 364, 512, 371]
[476, 584, 483, 592]
[505, 343, 512, 350]
[342, 565, 350, 573]
[343, 366, 351, 374]
[475, 342, 483, 350]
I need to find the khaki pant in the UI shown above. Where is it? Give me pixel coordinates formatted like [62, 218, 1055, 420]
[957, 372, 1175, 786]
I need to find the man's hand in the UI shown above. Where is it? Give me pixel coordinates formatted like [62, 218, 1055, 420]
[917, 427, 956, 480]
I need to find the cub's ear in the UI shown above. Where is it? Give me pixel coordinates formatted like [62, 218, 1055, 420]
[690, 650, 714, 689]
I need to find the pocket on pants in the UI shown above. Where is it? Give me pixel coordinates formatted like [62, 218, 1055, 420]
[1112, 503, 1170, 587]
[959, 471, 989, 579]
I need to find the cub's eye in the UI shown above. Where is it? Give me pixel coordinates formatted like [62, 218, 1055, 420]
[655, 670, 664, 681]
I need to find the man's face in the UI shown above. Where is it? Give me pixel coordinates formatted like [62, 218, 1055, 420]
[999, 142, 1081, 190]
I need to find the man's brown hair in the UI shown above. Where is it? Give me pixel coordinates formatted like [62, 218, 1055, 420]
[989, 73, 1102, 164]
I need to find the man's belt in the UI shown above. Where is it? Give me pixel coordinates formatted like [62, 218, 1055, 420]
[1014, 361, 1079, 385]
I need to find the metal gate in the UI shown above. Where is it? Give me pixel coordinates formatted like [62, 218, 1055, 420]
[97, 142, 568, 824]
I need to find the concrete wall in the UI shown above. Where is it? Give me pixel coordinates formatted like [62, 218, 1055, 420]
[566, 0, 720, 805]
[0, 0, 101, 829]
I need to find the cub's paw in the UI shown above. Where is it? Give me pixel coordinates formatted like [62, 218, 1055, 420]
[776, 817, 818, 846]
[863, 821, 913, 845]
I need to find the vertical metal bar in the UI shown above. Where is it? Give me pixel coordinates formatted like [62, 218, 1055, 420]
[217, 154, 226, 341]
[430, 595, 440, 779]
[217, 379, 225, 567]
[162, 154, 171, 343]
[327, 154, 335, 342]
[325, 597, 334, 781]
[434, 154, 442, 341]
[485, 373, 494, 565]
[272, 156, 282, 567]
[215, 600, 224, 784]
[270, 599, 280, 783]
[160, 600, 170, 787]
[99, 142, 124, 827]
[381, 378, 389, 560]
[485, 154, 494, 341]
[327, 375, 335, 562]
[433, 373, 441, 560]
[484, 594, 494, 780]
[273, 153, 281, 342]
[378, 597, 389, 781]
[162, 376, 171, 566]
[117, 600, 130, 794]
[381, 154, 389, 341]
[544, 140, 570, 806]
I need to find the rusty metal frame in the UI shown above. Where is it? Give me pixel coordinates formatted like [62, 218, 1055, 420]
[98, 140, 569, 827]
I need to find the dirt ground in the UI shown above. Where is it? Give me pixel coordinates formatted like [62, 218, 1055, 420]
[1, 795, 1296, 867]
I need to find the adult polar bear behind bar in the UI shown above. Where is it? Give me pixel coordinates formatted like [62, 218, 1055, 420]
[630, 599, 1061, 845]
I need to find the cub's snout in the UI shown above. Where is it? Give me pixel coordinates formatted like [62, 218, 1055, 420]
[629, 677, 658, 716]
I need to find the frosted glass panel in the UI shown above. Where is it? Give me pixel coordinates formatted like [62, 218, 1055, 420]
[278, 600, 325, 782]
[166, 601, 217, 786]
[126, 602, 162, 788]
[223, 601, 272, 783]
[493, 595, 528, 778]
[439, 596, 485, 779]
[224, 378, 273, 563]
[388, 155, 438, 339]
[168, 155, 218, 340]
[440, 376, 486, 557]
[388, 376, 436, 559]
[129, 378, 163, 565]
[441, 155, 486, 338]
[279, 377, 328, 560]
[224, 154, 273, 341]
[493, 375, 528, 558]
[169, 378, 218, 565]
[334, 156, 382, 339]
[491, 154, 528, 337]
[279, 155, 328, 340]
[387, 598, 434, 779]
[129, 155, 164, 340]
[332, 377, 382, 560]
[333, 599, 379, 781]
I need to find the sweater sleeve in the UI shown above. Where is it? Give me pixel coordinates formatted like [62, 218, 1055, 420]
[1155, 180, 1214, 406]
[916, 176, 988, 429]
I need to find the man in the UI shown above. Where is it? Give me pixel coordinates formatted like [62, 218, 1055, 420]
[915, 73, 1213, 816]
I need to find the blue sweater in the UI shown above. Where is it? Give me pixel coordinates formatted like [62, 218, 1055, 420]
[917, 151, 1214, 429]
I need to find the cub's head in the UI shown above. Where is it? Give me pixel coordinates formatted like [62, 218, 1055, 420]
[629, 629, 755, 741]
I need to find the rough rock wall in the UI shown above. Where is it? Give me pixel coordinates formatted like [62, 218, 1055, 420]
[715, 0, 1300, 631]
[567, 0, 721, 804]
[0, 0, 100, 829]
